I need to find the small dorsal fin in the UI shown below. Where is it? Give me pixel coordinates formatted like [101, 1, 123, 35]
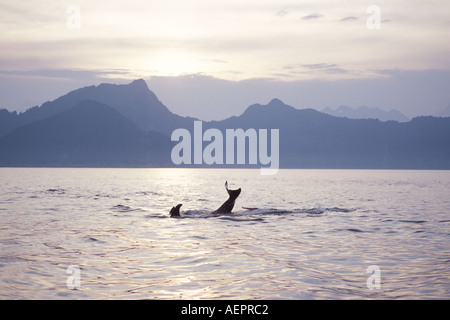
[170, 203, 182, 217]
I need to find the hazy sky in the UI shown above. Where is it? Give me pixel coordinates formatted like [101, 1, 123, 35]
[1, 0, 450, 119]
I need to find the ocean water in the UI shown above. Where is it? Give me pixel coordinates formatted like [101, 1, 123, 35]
[0, 168, 449, 300]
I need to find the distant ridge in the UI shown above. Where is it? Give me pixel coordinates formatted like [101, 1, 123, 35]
[1, 80, 450, 169]
[0, 79, 195, 137]
[322, 105, 409, 122]
[0, 100, 171, 166]
[438, 104, 450, 117]
[208, 99, 450, 169]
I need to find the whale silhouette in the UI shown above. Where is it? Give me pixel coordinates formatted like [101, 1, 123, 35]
[169, 181, 241, 217]
[211, 181, 241, 214]
[169, 204, 183, 217]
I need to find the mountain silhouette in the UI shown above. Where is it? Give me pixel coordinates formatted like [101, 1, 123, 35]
[0, 100, 171, 166]
[0, 79, 194, 137]
[322, 105, 409, 122]
[0, 108, 20, 138]
[1, 81, 449, 169]
[438, 104, 450, 117]
[205, 98, 450, 169]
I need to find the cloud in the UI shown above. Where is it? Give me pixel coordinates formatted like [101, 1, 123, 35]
[199, 59, 228, 64]
[1, 1, 450, 90]
[302, 63, 338, 70]
[0, 68, 140, 81]
[279, 64, 353, 78]
[276, 9, 288, 17]
[301, 13, 323, 20]
[303, 64, 349, 75]
[340, 16, 358, 22]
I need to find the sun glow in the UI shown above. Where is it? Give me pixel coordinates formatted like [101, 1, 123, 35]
[146, 51, 203, 76]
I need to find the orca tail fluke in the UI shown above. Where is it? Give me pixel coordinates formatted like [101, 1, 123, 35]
[225, 181, 241, 200]
[212, 181, 241, 214]
[169, 181, 241, 217]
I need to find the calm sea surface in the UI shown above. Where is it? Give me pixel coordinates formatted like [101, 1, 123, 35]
[0, 168, 449, 299]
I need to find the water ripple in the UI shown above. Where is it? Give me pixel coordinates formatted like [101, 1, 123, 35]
[1, 168, 449, 299]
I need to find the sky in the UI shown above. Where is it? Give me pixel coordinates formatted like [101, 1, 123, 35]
[1, 0, 450, 120]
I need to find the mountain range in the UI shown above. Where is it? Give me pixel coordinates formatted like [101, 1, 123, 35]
[322, 105, 409, 122]
[1, 79, 450, 169]
[438, 104, 450, 117]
